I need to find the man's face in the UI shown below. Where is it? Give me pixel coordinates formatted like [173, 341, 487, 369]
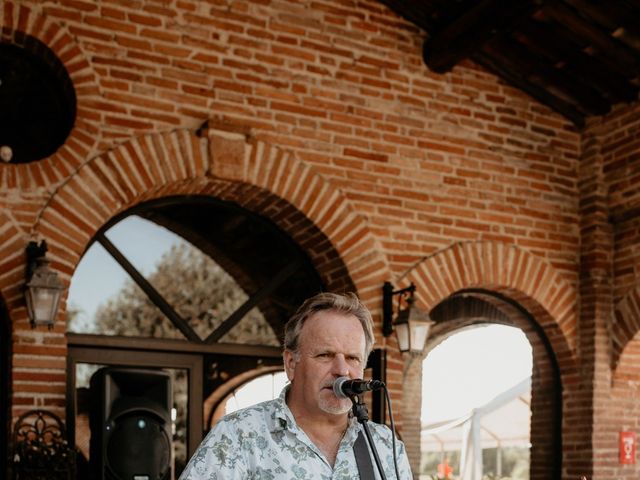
[284, 310, 367, 417]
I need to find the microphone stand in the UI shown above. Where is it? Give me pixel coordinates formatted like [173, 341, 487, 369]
[350, 395, 388, 480]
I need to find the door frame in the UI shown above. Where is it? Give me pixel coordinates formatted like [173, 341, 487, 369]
[67, 333, 282, 459]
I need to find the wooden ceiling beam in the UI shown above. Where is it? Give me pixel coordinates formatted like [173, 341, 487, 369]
[422, 0, 536, 73]
[564, 0, 640, 36]
[541, 2, 640, 75]
[377, 0, 640, 124]
[376, 0, 439, 31]
[622, 0, 640, 12]
[473, 50, 585, 127]
[516, 21, 638, 103]
[482, 35, 610, 116]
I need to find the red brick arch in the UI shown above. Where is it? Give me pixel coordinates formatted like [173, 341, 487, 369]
[612, 287, 640, 376]
[0, 211, 26, 426]
[34, 128, 391, 318]
[0, 1, 101, 188]
[406, 241, 578, 370]
[0, 211, 27, 305]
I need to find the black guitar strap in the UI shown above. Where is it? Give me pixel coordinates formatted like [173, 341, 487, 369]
[353, 429, 376, 479]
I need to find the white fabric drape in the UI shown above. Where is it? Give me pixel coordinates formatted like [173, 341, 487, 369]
[423, 377, 532, 480]
[460, 411, 482, 480]
[459, 377, 531, 480]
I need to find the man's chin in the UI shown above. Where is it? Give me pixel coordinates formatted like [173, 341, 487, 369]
[319, 398, 351, 415]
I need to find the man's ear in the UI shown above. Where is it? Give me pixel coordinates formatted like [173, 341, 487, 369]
[283, 350, 296, 381]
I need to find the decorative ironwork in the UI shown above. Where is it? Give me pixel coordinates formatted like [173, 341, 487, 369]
[11, 410, 75, 480]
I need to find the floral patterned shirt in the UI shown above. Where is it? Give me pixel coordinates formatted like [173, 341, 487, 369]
[179, 386, 413, 480]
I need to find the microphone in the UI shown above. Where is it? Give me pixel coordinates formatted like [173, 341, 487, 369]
[333, 377, 385, 399]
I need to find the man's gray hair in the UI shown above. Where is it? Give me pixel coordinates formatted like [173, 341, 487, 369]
[283, 292, 375, 359]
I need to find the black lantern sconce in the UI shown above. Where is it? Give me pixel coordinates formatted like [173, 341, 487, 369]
[383, 281, 434, 354]
[25, 240, 64, 328]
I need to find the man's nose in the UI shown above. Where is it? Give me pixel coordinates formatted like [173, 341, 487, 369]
[331, 355, 351, 377]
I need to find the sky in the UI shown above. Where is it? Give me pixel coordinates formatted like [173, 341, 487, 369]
[67, 216, 189, 331]
[421, 324, 532, 424]
[68, 216, 533, 423]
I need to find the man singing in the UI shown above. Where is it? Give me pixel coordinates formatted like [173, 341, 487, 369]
[180, 292, 412, 479]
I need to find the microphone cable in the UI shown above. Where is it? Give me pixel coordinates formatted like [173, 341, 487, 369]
[383, 384, 401, 480]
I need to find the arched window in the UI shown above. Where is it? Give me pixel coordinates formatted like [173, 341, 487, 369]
[224, 371, 289, 415]
[421, 325, 533, 480]
[67, 214, 278, 345]
[67, 196, 324, 478]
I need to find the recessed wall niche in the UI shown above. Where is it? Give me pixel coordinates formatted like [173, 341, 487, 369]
[0, 35, 76, 164]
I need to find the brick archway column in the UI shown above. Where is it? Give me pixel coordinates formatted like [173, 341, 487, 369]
[396, 241, 578, 477]
[612, 288, 640, 372]
[578, 129, 614, 480]
[401, 355, 423, 474]
[0, 211, 26, 428]
[0, 211, 26, 299]
[0, 211, 59, 421]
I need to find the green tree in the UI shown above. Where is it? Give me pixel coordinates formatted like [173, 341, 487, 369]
[90, 242, 278, 345]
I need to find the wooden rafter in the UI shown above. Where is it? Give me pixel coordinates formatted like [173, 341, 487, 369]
[483, 35, 610, 115]
[473, 51, 585, 127]
[515, 20, 638, 103]
[377, 0, 640, 126]
[422, 0, 537, 73]
[541, 2, 640, 75]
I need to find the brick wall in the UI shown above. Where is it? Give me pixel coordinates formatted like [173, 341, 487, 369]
[1, 1, 640, 479]
[583, 101, 640, 480]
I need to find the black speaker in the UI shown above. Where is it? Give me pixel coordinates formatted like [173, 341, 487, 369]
[89, 367, 172, 480]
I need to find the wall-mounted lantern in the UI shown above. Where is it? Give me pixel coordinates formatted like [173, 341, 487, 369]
[383, 281, 434, 354]
[25, 241, 64, 328]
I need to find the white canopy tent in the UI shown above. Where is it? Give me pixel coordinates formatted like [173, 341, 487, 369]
[421, 377, 532, 480]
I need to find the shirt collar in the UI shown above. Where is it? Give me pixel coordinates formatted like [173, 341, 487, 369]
[269, 385, 360, 441]
[269, 384, 296, 432]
